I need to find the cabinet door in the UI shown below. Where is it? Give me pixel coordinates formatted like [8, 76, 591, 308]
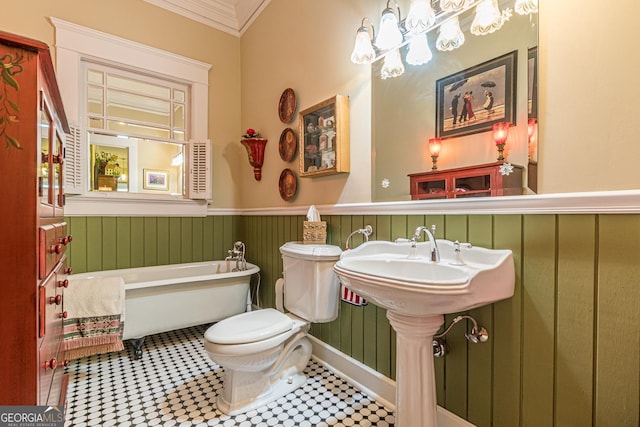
[39, 98, 52, 208]
[452, 170, 493, 198]
[53, 128, 65, 212]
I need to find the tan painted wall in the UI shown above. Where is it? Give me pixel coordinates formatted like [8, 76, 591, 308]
[240, 0, 640, 208]
[239, 0, 375, 207]
[538, 0, 640, 193]
[0, 0, 242, 207]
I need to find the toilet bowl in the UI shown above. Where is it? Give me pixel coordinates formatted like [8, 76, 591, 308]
[204, 242, 342, 415]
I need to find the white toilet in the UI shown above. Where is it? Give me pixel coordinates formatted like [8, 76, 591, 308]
[204, 242, 342, 415]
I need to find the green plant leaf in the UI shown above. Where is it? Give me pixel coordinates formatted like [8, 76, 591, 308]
[7, 99, 18, 111]
[6, 135, 22, 149]
[2, 70, 19, 90]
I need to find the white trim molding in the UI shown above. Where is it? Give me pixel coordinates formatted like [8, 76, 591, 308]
[233, 190, 640, 216]
[71, 190, 640, 217]
[65, 193, 209, 217]
[52, 18, 213, 215]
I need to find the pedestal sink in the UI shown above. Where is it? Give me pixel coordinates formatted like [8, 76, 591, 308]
[334, 240, 515, 427]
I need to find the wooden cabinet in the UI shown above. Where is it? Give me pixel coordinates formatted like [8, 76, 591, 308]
[0, 31, 71, 406]
[408, 162, 524, 200]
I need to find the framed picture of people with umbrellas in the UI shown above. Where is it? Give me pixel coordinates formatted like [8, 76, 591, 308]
[435, 50, 517, 139]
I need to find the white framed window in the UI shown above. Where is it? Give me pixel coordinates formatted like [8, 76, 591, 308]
[83, 62, 188, 195]
[52, 17, 212, 216]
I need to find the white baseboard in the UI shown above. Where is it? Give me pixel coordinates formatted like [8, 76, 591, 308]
[309, 335, 475, 427]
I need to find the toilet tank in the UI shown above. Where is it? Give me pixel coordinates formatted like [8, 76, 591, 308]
[280, 242, 342, 323]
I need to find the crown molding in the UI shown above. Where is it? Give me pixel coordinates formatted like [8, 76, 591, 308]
[144, 0, 270, 37]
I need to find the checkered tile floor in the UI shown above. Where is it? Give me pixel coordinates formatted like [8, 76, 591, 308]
[64, 324, 395, 426]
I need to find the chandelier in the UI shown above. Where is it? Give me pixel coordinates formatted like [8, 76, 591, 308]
[350, 0, 538, 79]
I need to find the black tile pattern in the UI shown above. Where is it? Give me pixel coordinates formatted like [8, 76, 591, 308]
[65, 324, 395, 426]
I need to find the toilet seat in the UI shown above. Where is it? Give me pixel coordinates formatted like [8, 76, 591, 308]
[205, 308, 295, 344]
[204, 309, 308, 357]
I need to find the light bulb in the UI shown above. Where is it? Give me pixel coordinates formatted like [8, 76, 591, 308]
[406, 33, 433, 66]
[380, 49, 405, 79]
[471, 0, 509, 36]
[351, 26, 376, 64]
[406, 0, 436, 34]
[375, 8, 403, 51]
[436, 17, 465, 51]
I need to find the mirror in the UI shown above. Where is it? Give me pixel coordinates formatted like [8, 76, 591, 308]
[372, 1, 538, 201]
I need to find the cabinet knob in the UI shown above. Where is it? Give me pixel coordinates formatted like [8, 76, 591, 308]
[49, 244, 63, 254]
[57, 279, 69, 288]
[59, 311, 68, 319]
[49, 295, 62, 305]
[52, 154, 64, 164]
[59, 235, 73, 246]
[64, 267, 73, 275]
[44, 358, 57, 370]
[41, 152, 49, 164]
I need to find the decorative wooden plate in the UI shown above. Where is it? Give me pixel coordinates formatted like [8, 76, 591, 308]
[278, 128, 297, 162]
[278, 168, 297, 201]
[278, 88, 297, 123]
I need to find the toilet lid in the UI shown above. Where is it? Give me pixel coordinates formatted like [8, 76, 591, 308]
[205, 308, 295, 344]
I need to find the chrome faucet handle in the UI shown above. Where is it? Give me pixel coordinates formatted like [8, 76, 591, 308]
[451, 240, 472, 265]
[453, 240, 472, 250]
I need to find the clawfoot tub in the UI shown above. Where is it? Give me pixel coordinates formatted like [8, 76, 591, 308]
[70, 260, 259, 358]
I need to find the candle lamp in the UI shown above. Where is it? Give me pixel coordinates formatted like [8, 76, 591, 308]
[492, 122, 510, 161]
[428, 137, 442, 170]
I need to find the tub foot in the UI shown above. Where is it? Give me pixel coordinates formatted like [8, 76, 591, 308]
[129, 337, 145, 359]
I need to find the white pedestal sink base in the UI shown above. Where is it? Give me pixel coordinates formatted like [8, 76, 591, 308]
[386, 312, 445, 427]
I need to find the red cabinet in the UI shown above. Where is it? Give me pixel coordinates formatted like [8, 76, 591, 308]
[0, 31, 71, 406]
[408, 162, 524, 200]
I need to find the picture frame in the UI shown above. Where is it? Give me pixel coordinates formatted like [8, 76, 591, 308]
[528, 46, 538, 119]
[298, 95, 350, 178]
[436, 50, 517, 139]
[143, 169, 168, 190]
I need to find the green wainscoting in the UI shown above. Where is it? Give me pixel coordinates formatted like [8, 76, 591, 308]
[65, 216, 240, 273]
[66, 213, 640, 427]
[240, 214, 639, 427]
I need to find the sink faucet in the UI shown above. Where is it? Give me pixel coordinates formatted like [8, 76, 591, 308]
[412, 225, 440, 262]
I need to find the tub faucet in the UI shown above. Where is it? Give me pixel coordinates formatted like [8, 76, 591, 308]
[412, 225, 440, 262]
[225, 241, 247, 271]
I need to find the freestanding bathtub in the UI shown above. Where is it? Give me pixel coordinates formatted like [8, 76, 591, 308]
[70, 260, 260, 358]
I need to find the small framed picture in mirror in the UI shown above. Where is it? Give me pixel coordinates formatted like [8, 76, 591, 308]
[298, 95, 350, 178]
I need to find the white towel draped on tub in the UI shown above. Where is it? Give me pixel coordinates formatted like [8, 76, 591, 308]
[62, 276, 126, 360]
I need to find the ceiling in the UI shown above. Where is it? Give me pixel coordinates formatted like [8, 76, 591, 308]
[144, 0, 270, 37]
